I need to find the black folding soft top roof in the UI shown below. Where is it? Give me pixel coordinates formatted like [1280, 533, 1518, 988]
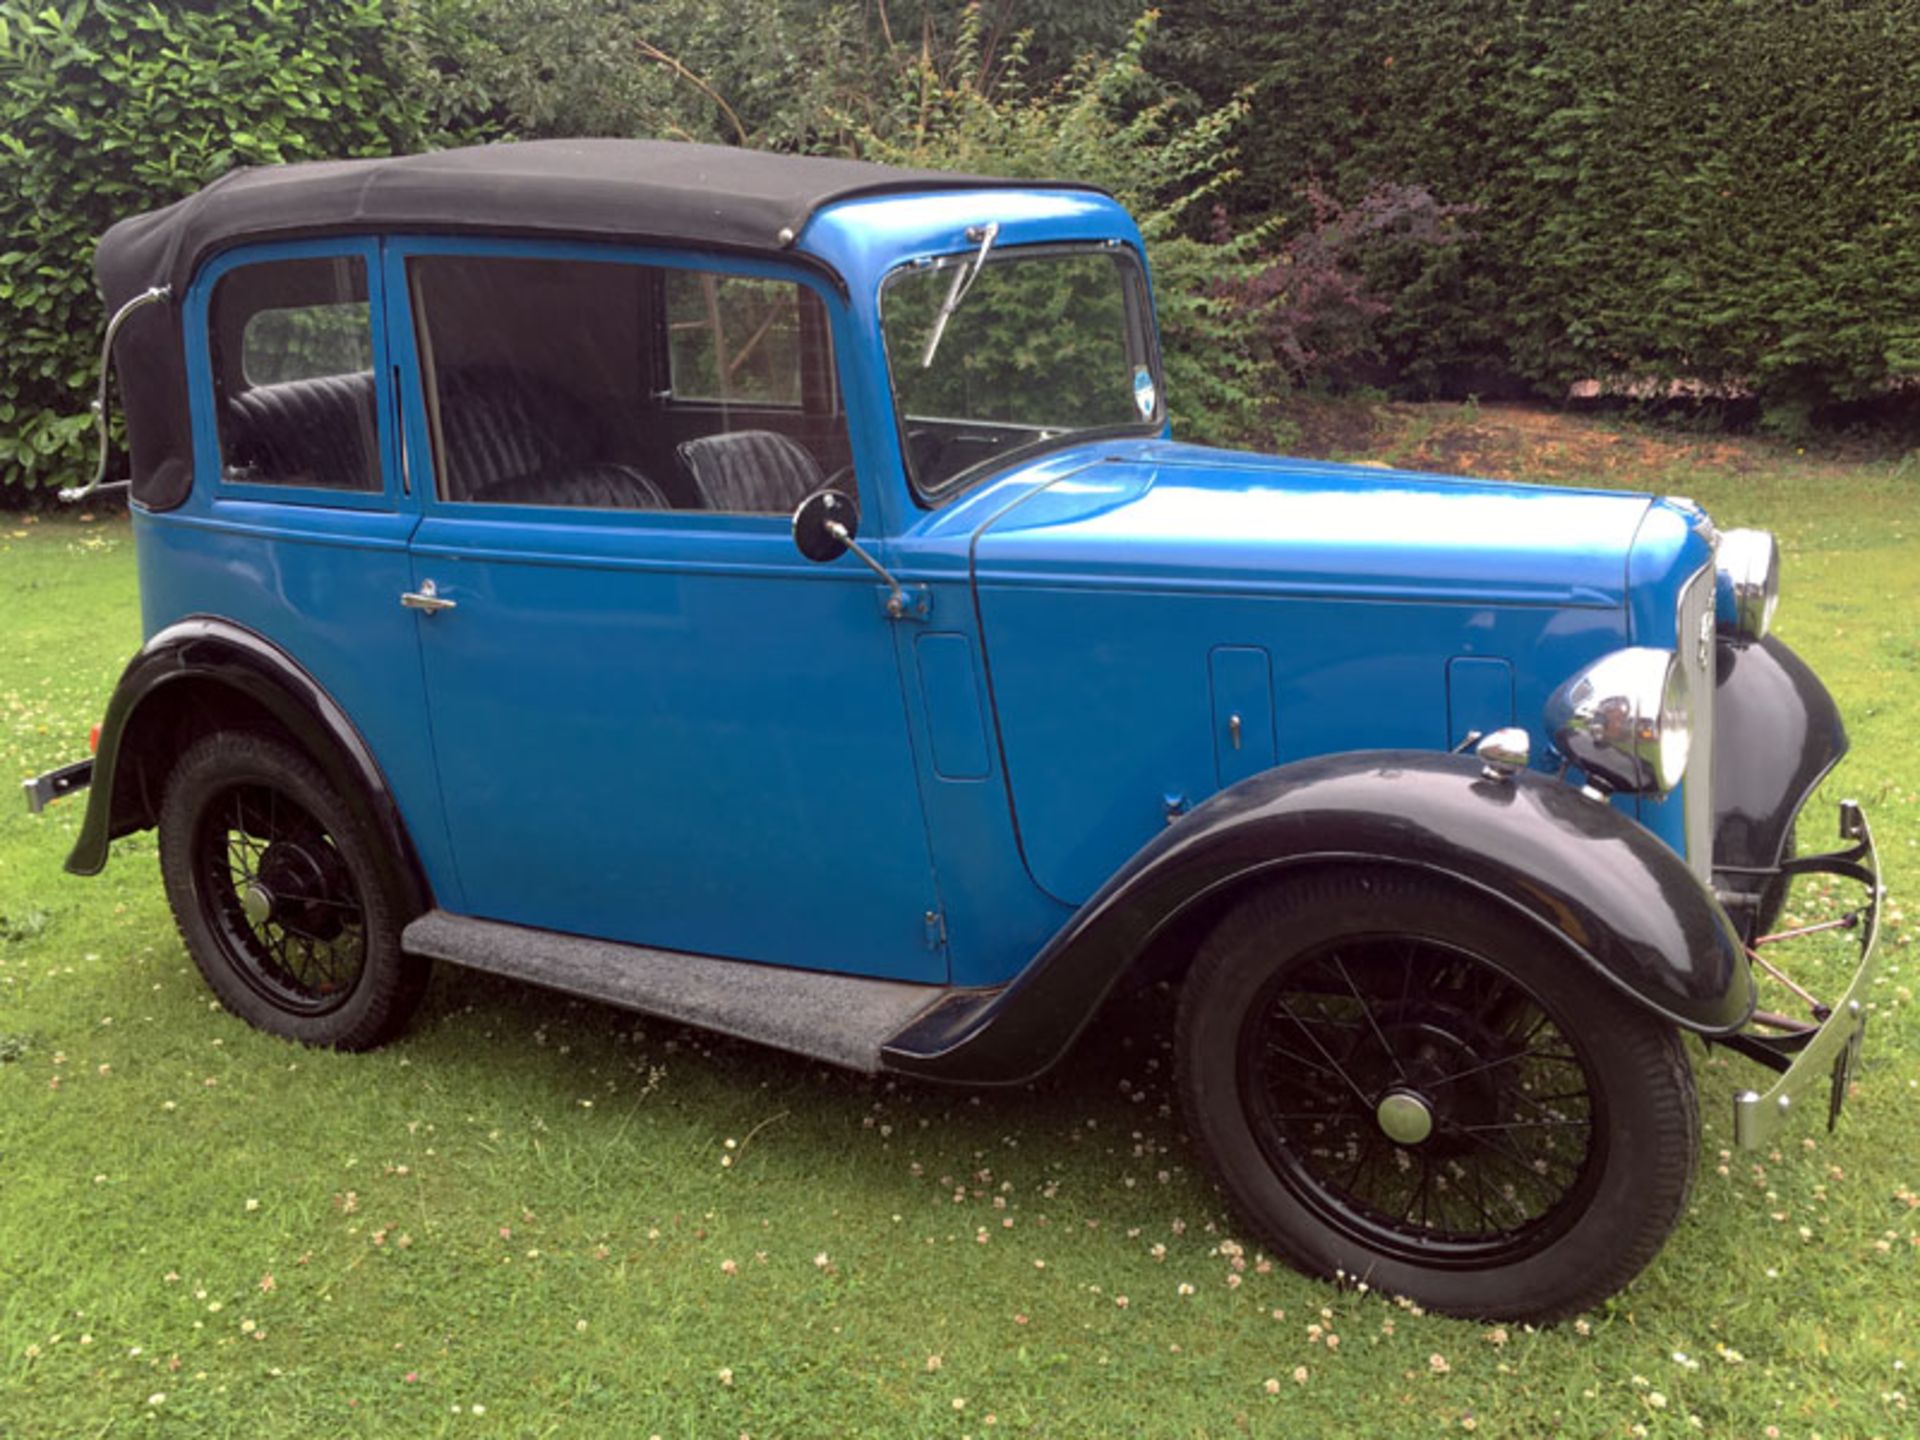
[96, 138, 1094, 309]
[94, 138, 1102, 511]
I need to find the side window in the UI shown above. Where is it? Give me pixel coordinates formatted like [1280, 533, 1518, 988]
[407, 253, 849, 514]
[209, 257, 381, 492]
[664, 272, 808, 407]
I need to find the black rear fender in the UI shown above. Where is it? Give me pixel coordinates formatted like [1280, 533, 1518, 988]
[884, 750, 1752, 1085]
[67, 617, 430, 917]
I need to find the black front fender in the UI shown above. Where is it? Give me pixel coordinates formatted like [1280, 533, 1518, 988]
[67, 617, 429, 916]
[884, 751, 1753, 1084]
[1713, 634, 1848, 876]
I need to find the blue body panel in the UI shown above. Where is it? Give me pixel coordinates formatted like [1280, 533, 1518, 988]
[125, 189, 1724, 995]
[1209, 646, 1277, 788]
[942, 447, 1644, 907]
[145, 237, 461, 908]
[132, 503, 462, 908]
[915, 632, 993, 780]
[958, 447, 1647, 606]
[371, 236, 952, 980]
[403, 511, 946, 979]
[1447, 657, 1516, 745]
[973, 572, 1628, 905]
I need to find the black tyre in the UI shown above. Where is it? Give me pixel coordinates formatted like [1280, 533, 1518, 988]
[158, 730, 428, 1049]
[1177, 867, 1698, 1322]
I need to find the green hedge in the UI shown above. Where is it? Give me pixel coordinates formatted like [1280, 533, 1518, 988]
[0, 0, 445, 497]
[1154, 0, 1920, 420]
[0, 2, 1273, 497]
[843, 12, 1271, 447]
[17, 1, 1904, 498]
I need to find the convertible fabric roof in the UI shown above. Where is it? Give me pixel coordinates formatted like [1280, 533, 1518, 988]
[93, 139, 1104, 510]
[96, 138, 1099, 308]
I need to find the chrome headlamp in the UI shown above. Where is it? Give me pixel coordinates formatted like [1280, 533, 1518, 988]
[1546, 647, 1692, 795]
[1715, 528, 1779, 641]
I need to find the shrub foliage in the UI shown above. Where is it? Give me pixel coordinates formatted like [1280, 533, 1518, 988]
[7, 1, 1915, 496]
[836, 12, 1272, 447]
[0, 0, 444, 497]
[0, 2, 1278, 493]
[1154, 0, 1920, 419]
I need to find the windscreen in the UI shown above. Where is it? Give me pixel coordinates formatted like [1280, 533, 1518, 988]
[882, 245, 1161, 499]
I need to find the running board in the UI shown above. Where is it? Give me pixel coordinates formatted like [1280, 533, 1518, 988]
[401, 910, 951, 1072]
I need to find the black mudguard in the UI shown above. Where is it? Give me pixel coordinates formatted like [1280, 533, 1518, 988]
[67, 617, 430, 915]
[884, 751, 1753, 1085]
[1712, 634, 1848, 877]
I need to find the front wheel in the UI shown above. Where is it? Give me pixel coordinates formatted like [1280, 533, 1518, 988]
[158, 730, 428, 1050]
[1177, 867, 1698, 1322]
[1753, 819, 1798, 940]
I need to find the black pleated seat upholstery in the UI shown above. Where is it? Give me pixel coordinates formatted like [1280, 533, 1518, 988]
[224, 372, 378, 490]
[223, 365, 668, 507]
[677, 429, 824, 513]
[432, 366, 602, 502]
[470, 461, 668, 509]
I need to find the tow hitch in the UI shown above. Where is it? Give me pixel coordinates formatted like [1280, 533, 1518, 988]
[21, 758, 92, 815]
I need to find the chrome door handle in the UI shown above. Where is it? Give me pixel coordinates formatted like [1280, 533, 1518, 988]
[401, 579, 456, 614]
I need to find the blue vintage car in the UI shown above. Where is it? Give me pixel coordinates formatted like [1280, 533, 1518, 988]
[27, 140, 1881, 1321]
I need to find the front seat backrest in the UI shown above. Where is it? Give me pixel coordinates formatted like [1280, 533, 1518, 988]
[677, 430, 824, 514]
[435, 366, 602, 501]
[470, 461, 669, 510]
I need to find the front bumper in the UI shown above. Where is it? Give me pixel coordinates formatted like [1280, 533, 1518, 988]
[1720, 800, 1882, 1150]
[22, 757, 92, 815]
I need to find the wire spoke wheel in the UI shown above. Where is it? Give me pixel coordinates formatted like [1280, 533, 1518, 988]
[1239, 935, 1601, 1265]
[160, 731, 427, 1050]
[1177, 868, 1699, 1322]
[193, 778, 369, 1015]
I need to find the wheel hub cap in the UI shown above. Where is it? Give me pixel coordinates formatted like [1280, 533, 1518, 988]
[1376, 1089, 1435, 1146]
[241, 881, 274, 927]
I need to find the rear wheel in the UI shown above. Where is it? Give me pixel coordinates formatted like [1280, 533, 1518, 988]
[159, 731, 427, 1049]
[1177, 867, 1698, 1322]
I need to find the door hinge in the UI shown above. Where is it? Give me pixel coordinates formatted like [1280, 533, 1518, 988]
[879, 583, 933, 622]
[923, 909, 948, 952]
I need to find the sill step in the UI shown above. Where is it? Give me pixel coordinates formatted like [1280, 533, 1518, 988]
[401, 909, 949, 1072]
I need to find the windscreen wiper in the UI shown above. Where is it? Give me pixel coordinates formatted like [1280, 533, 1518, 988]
[920, 222, 999, 369]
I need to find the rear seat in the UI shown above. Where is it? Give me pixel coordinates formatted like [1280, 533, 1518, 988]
[223, 372, 378, 491]
[222, 367, 667, 506]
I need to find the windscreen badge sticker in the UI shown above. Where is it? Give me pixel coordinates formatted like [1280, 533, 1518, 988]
[1133, 366, 1156, 419]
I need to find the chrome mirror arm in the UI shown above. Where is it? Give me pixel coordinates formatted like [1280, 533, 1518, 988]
[60, 284, 171, 504]
[825, 520, 910, 617]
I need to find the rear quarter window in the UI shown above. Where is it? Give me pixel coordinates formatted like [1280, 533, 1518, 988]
[241, 300, 372, 387]
[209, 256, 380, 493]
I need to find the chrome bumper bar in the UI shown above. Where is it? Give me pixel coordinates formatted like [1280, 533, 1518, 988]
[21, 757, 91, 815]
[1720, 800, 1881, 1151]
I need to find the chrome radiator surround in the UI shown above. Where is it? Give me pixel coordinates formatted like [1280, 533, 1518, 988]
[1678, 561, 1717, 881]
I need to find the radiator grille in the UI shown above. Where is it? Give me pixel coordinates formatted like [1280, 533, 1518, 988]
[1677, 562, 1717, 882]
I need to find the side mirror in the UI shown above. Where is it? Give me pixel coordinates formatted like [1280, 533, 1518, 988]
[792, 487, 860, 564]
[791, 485, 916, 617]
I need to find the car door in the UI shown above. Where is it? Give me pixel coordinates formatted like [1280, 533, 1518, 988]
[145, 238, 459, 901]
[386, 240, 945, 982]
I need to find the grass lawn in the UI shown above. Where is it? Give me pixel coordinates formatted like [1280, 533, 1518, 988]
[2, 412, 1916, 1438]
